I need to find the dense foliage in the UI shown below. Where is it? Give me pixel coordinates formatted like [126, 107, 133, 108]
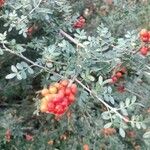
[0, 0, 150, 149]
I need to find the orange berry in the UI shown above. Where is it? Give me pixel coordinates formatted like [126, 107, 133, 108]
[60, 80, 69, 87]
[40, 103, 48, 112]
[49, 86, 58, 94]
[41, 97, 48, 104]
[83, 144, 90, 150]
[41, 88, 49, 96]
[45, 94, 56, 101]
[53, 83, 60, 89]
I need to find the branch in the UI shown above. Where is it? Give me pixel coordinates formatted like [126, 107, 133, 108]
[2, 43, 129, 123]
[75, 78, 130, 122]
[59, 29, 85, 48]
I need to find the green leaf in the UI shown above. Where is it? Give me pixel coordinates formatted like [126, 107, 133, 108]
[119, 127, 125, 138]
[104, 122, 112, 128]
[143, 131, 150, 138]
[107, 86, 112, 94]
[136, 122, 141, 129]
[121, 108, 128, 116]
[28, 67, 34, 74]
[16, 63, 23, 70]
[16, 73, 22, 80]
[11, 65, 18, 73]
[98, 76, 103, 85]
[101, 111, 110, 120]
[125, 98, 130, 106]
[131, 96, 137, 104]
[5, 73, 16, 79]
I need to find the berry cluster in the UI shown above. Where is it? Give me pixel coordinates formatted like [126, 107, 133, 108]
[73, 16, 86, 29]
[139, 29, 150, 56]
[40, 80, 77, 116]
[110, 67, 126, 84]
[140, 29, 150, 43]
[0, 0, 5, 7]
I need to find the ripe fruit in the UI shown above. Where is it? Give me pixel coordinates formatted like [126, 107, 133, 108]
[140, 47, 148, 56]
[49, 86, 58, 94]
[117, 85, 125, 93]
[116, 72, 123, 78]
[120, 67, 126, 74]
[53, 83, 60, 89]
[40, 103, 48, 112]
[71, 84, 78, 94]
[39, 80, 78, 116]
[60, 80, 69, 87]
[68, 94, 75, 104]
[140, 29, 148, 37]
[140, 29, 149, 42]
[48, 102, 55, 112]
[111, 76, 118, 83]
[41, 88, 49, 96]
[73, 16, 86, 29]
[41, 97, 48, 104]
[65, 88, 72, 96]
[0, 0, 5, 7]
[83, 144, 90, 150]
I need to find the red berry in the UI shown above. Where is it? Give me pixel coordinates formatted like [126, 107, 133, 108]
[120, 67, 126, 74]
[71, 84, 77, 95]
[116, 72, 123, 78]
[0, 0, 5, 7]
[117, 85, 125, 93]
[52, 97, 62, 105]
[48, 102, 55, 112]
[140, 29, 149, 42]
[68, 94, 75, 104]
[111, 76, 118, 83]
[54, 105, 65, 115]
[65, 88, 72, 96]
[57, 90, 65, 99]
[61, 98, 69, 107]
[140, 47, 148, 56]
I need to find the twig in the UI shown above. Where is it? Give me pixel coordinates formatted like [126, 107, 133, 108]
[75, 78, 130, 122]
[59, 29, 85, 48]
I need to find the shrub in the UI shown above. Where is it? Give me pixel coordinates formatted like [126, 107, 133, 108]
[0, 0, 150, 149]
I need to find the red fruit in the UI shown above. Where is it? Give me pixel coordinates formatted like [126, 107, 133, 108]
[47, 102, 55, 112]
[57, 90, 65, 99]
[60, 80, 69, 87]
[54, 105, 65, 115]
[140, 29, 149, 42]
[65, 88, 72, 96]
[0, 0, 5, 7]
[61, 98, 69, 107]
[70, 84, 77, 94]
[52, 97, 62, 105]
[116, 72, 123, 78]
[73, 16, 86, 29]
[140, 47, 148, 56]
[120, 67, 126, 74]
[111, 76, 118, 83]
[117, 85, 125, 93]
[140, 29, 148, 36]
[68, 94, 75, 104]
